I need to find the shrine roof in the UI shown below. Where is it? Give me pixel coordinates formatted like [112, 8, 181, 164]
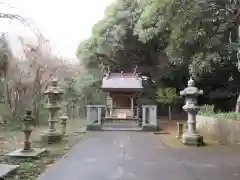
[101, 73, 143, 91]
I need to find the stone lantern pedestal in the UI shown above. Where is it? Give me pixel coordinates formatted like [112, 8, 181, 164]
[41, 78, 63, 144]
[180, 78, 204, 146]
[6, 110, 46, 158]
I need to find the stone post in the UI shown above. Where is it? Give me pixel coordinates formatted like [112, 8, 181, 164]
[180, 78, 204, 146]
[136, 107, 139, 118]
[142, 106, 146, 125]
[176, 122, 184, 139]
[21, 109, 35, 152]
[60, 113, 68, 136]
[142, 105, 157, 132]
[86, 105, 104, 131]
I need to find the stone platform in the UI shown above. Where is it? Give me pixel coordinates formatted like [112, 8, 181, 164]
[87, 121, 158, 132]
[6, 148, 46, 158]
[86, 123, 102, 131]
[181, 132, 204, 146]
[0, 164, 19, 178]
[142, 124, 157, 132]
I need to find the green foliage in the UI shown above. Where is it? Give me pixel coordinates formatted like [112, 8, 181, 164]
[199, 104, 237, 120]
[77, 0, 166, 77]
[60, 70, 106, 117]
[135, 0, 240, 78]
[76, 0, 240, 109]
[0, 34, 10, 72]
[156, 87, 179, 105]
[19, 161, 39, 180]
[199, 104, 215, 116]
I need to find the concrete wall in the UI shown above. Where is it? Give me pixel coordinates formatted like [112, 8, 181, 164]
[196, 115, 240, 144]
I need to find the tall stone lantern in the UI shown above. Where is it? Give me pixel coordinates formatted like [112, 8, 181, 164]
[180, 78, 204, 146]
[41, 78, 64, 144]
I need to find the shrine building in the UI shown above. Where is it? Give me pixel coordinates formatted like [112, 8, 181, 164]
[101, 71, 143, 120]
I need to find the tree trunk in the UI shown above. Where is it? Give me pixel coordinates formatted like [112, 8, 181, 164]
[3, 70, 9, 106]
[32, 67, 42, 126]
[237, 25, 240, 113]
[67, 102, 70, 117]
[72, 103, 75, 119]
[168, 105, 172, 124]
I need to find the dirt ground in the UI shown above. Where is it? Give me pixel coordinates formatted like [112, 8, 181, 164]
[156, 116, 222, 149]
[0, 119, 87, 180]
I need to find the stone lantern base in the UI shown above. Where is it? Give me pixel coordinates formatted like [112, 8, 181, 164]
[86, 123, 102, 131]
[181, 132, 204, 146]
[142, 124, 157, 132]
[41, 131, 63, 144]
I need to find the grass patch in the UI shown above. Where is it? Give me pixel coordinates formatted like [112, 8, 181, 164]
[0, 119, 87, 180]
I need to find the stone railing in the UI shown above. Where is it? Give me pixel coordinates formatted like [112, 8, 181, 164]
[196, 115, 240, 144]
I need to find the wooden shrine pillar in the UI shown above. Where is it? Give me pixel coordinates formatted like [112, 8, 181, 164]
[106, 95, 113, 117]
[131, 97, 134, 116]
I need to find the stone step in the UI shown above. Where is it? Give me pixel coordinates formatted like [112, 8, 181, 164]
[101, 127, 142, 131]
[0, 164, 19, 179]
[102, 120, 141, 131]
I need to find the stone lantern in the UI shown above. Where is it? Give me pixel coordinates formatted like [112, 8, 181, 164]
[41, 78, 64, 144]
[21, 109, 36, 152]
[6, 109, 46, 158]
[180, 78, 204, 146]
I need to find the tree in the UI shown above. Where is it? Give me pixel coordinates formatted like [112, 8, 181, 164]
[76, 0, 240, 111]
[156, 87, 179, 123]
[0, 34, 11, 106]
[76, 0, 171, 103]
[0, 3, 46, 111]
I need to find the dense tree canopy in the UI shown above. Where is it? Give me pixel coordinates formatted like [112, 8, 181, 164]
[77, 0, 240, 111]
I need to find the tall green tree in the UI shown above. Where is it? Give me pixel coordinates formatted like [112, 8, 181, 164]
[77, 0, 240, 110]
[156, 87, 179, 122]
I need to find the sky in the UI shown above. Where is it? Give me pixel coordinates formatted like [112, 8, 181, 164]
[0, 0, 115, 60]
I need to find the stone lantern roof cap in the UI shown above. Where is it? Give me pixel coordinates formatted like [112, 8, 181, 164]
[44, 87, 64, 94]
[44, 77, 64, 95]
[60, 113, 68, 120]
[180, 78, 203, 96]
[51, 78, 58, 86]
[188, 78, 195, 87]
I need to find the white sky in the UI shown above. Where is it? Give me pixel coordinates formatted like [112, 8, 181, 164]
[0, 0, 115, 60]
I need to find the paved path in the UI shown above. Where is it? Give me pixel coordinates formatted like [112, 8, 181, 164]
[38, 132, 240, 180]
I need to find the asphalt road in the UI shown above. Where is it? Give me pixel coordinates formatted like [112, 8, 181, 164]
[38, 131, 240, 180]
